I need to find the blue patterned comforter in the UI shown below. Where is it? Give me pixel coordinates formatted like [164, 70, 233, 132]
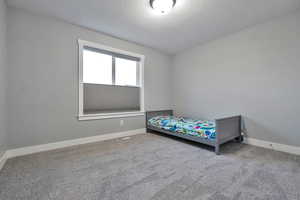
[148, 115, 216, 140]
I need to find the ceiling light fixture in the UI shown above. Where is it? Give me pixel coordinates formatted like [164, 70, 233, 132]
[150, 0, 176, 15]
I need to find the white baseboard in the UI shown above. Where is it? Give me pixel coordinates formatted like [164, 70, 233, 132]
[0, 151, 8, 171]
[6, 128, 146, 159]
[2, 130, 298, 172]
[244, 137, 300, 156]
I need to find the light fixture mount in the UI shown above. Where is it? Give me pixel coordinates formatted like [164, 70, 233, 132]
[150, 0, 177, 15]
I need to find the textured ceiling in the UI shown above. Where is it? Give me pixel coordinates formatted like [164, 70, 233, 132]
[6, 0, 300, 55]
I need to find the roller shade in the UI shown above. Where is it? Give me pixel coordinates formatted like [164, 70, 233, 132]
[84, 46, 141, 62]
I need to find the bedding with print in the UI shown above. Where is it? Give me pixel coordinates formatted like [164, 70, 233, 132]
[148, 115, 216, 140]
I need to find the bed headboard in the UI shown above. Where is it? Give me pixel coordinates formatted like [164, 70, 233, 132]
[146, 110, 173, 124]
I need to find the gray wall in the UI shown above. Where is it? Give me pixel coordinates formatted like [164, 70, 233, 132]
[0, 0, 7, 156]
[172, 11, 300, 147]
[7, 7, 172, 149]
[84, 84, 140, 112]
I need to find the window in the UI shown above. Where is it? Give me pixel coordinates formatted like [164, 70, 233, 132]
[78, 39, 145, 120]
[82, 48, 140, 87]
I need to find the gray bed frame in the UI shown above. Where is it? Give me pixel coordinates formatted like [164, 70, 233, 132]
[146, 110, 242, 155]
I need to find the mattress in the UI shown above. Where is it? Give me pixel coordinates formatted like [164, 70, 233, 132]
[148, 115, 216, 140]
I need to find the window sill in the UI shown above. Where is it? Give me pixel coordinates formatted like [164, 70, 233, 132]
[78, 111, 145, 121]
[82, 82, 141, 88]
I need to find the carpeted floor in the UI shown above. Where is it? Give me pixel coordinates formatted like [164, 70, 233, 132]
[0, 133, 300, 200]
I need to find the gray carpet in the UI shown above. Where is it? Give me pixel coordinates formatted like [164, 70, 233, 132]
[0, 133, 300, 200]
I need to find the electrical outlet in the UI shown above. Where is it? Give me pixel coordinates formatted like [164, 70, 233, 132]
[120, 120, 124, 126]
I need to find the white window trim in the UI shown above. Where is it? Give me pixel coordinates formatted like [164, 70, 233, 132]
[78, 39, 145, 120]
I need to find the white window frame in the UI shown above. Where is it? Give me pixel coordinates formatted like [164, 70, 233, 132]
[78, 39, 145, 121]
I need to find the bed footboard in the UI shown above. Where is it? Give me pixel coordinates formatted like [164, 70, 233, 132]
[215, 115, 242, 155]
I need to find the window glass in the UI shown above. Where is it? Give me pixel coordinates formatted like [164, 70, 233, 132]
[83, 49, 112, 84]
[115, 58, 137, 86]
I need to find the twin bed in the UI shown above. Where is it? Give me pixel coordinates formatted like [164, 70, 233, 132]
[146, 110, 242, 155]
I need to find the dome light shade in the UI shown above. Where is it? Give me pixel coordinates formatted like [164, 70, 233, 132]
[150, 0, 176, 15]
